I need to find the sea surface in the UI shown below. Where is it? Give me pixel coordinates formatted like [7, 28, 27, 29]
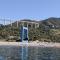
[0, 46, 60, 60]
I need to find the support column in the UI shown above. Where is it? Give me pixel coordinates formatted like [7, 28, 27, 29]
[31, 23, 33, 28]
[27, 23, 28, 28]
[37, 24, 39, 28]
[35, 23, 36, 28]
[17, 21, 18, 28]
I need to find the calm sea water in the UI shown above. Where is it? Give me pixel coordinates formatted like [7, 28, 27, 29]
[0, 46, 60, 60]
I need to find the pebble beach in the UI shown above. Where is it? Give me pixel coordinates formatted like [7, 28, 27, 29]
[0, 41, 59, 48]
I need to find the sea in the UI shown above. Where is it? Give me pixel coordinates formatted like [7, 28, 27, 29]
[0, 46, 60, 60]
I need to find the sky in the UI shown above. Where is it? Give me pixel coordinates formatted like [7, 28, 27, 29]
[0, 0, 60, 21]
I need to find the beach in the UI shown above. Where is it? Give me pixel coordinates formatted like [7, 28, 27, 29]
[0, 41, 59, 48]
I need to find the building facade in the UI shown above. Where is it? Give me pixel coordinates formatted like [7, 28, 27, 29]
[19, 20, 39, 28]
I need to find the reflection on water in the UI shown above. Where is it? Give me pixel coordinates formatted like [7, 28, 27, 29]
[0, 46, 21, 60]
[0, 56, 4, 60]
[22, 46, 28, 60]
[28, 47, 60, 60]
[0, 46, 60, 60]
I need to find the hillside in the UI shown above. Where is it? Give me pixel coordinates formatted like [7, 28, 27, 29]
[8, 17, 60, 28]
[0, 17, 60, 42]
[40, 17, 60, 28]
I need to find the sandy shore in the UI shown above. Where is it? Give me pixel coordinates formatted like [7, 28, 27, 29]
[0, 41, 60, 48]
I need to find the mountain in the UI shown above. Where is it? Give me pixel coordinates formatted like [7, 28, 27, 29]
[41, 17, 60, 26]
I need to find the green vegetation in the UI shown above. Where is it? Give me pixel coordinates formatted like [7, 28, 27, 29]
[0, 17, 60, 42]
[0, 25, 60, 42]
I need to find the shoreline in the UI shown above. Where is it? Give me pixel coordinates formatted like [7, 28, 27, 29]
[0, 42, 59, 48]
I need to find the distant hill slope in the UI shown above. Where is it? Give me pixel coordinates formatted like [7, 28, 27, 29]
[40, 17, 60, 27]
[6, 17, 60, 28]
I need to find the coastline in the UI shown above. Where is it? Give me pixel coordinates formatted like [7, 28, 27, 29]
[0, 41, 59, 48]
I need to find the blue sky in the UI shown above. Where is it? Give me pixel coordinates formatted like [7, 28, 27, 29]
[0, 0, 60, 21]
